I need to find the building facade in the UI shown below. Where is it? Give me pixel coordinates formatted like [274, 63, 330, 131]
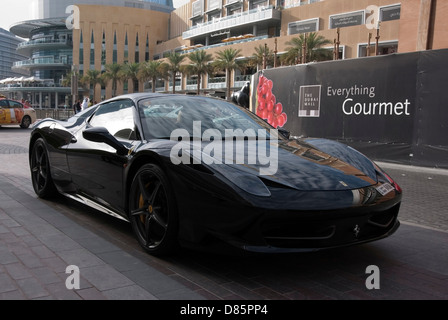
[32, 0, 174, 17]
[153, 0, 447, 96]
[1, 0, 447, 106]
[0, 29, 29, 80]
[1, 1, 173, 107]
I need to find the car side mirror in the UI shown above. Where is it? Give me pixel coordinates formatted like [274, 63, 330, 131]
[83, 126, 128, 156]
[278, 127, 290, 139]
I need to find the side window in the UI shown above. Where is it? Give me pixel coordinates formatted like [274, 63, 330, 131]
[0, 100, 9, 107]
[89, 100, 137, 140]
[9, 101, 23, 108]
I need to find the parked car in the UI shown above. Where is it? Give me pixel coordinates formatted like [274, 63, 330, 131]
[0, 98, 37, 128]
[28, 93, 402, 255]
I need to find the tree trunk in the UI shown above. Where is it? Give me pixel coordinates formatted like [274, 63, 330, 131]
[226, 69, 231, 101]
[197, 74, 201, 95]
[172, 72, 176, 94]
[152, 77, 156, 93]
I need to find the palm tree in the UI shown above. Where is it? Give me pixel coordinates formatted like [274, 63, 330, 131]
[81, 69, 104, 101]
[166, 52, 186, 94]
[282, 32, 333, 65]
[61, 69, 77, 87]
[102, 63, 123, 97]
[184, 50, 214, 95]
[121, 62, 141, 93]
[139, 60, 167, 93]
[249, 44, 275, 71]
[214, 48, 244, 101]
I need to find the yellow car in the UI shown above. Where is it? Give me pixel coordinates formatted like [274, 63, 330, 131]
[0, 98, 37, 129]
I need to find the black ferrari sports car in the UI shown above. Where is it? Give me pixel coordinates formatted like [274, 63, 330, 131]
[29, 93, 402, 255]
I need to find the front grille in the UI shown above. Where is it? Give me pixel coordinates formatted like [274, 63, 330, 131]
[261, 204, 400, 249]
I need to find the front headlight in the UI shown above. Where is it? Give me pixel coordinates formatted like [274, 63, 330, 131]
[183, 145, 272, 197]
[227, 173, 271, 197]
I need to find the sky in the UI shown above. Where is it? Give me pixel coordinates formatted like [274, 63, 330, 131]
[0, 0, 36, 32]
[0, 0, 190, 32]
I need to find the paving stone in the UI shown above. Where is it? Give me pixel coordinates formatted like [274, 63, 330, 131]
[16, 277, 49, 299]
[97, 250, 149, 272]
[76, 287, 108, 300]
[41, 256, 70, 274]
[0, 225, 8, 234]
[19, 234, 42, 247]
[102, 285, 158, 300]
[1, 219, 21, 228]
[76, 236, 121, 254]
[58, 225, 98, 240]
[4, 263, 33, 280]
[16, 252, 45, 269]
[35, 233, 82, 252]
[31, 267, 62, 285]
[10, 227, 31, 236]
[0, 290, 26, 300]
[44, 282, 82, 300]
[30, 245, 56, 259]
[57, 248, 106, 268]
[0, 250, 19, 265]
[80, 265, 135, 291]
[122, 267, 205, 297]
[0, 273, 17, 293]
[156, 288, 206, 300]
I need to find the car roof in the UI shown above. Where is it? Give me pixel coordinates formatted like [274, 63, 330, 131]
[99, 93, 227, 105]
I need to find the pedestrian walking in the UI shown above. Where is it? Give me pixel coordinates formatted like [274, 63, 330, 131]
[81, 97, 89, 111]
[74, 100, 81, 113]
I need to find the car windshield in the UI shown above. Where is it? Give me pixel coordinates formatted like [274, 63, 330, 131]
[138, 96, 280, 140]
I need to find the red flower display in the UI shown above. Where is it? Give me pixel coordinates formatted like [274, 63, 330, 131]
[256, 74, 288, 128]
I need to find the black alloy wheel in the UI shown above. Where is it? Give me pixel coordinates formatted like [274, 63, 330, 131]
[129, 164, 179, 255]
[30, 138, 57, 198]
[20, 116, 31, 129]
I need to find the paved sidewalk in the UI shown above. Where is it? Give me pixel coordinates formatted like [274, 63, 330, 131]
[0, 178, 204, 300]
[1, 129, 448, 300]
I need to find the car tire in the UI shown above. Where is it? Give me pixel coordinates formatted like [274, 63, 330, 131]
[30, 138, 58, 198]
[129, 164, 179, 256]
[20, 116, 31, 129]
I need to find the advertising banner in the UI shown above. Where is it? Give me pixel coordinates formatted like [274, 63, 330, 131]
[251, 49, 448, 168]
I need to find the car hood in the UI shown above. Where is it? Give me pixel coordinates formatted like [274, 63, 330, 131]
[159, 137, 378, 191]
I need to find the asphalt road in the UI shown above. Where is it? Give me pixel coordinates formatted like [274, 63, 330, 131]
[1, 125, 448, 300]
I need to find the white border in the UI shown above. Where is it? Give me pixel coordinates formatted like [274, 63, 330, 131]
[287, 18, 320, 35]
[379, 3, 401, 21]
[329, 10, 365, 29]
[298, 85, 322, 118]
[322, 45, 346, 60]
[357, 40, 399, 57]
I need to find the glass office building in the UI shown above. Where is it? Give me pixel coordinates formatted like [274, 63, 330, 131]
[0, 28, 29, 79]
[32, 0, 174, 17]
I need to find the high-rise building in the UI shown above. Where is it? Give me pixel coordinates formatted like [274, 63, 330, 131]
[1, 0, 174, 107]
[33, 0, 174, 17]
[0, 28, 29, 80]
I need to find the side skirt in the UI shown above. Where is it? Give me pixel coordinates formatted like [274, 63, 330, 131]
[61, 192, 130, 223]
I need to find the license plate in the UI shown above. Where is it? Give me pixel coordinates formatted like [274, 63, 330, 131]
[376, 183, 394, 196]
